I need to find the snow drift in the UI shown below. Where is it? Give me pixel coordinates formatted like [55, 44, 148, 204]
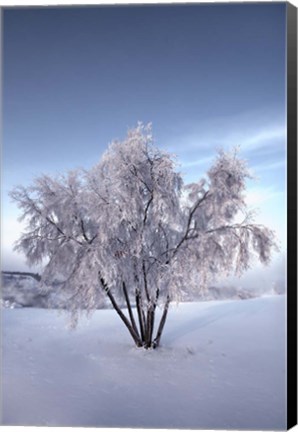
[1, 295, 286, 429]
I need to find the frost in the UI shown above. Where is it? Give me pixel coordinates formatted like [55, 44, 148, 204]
[10, 124, 278, 348]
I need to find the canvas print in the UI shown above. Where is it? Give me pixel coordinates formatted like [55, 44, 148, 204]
[1, 2, 295, 430]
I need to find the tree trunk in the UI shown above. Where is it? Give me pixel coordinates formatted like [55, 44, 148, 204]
[152, 296, 171, 348]
[149, 307, 155, 345]
[144, 306, 155, 348]
[122, 282, 140, 339]
[100, 275, 171, 350]
[100, 278, 142, 347]
[135, 289, 146, 342]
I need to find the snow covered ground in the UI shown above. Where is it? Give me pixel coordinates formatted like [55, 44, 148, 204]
[1, 295, 286, 429]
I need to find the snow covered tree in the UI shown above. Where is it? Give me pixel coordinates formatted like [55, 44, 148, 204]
[10, 123, 278, 349]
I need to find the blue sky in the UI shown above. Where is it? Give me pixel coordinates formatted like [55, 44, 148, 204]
[2, 3, 287, 271]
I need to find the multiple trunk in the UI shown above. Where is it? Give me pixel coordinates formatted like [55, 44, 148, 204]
[100, 277, 170, 349]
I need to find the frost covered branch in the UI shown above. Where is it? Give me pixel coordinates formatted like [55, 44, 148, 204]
[10, 123, 278, 349]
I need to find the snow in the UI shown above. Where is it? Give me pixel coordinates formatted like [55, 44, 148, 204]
[1, 295, 286, 429]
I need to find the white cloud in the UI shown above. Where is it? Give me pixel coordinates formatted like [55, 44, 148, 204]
[252, 159, 285, 173]
[236, 127, 286, 153]
[1, 213, 28, 271]
[245, 186, 282, 207]
[163, 108, 286, 159]
[244, 185, 286, 250]
[2, 216, 25, 247]
[180, 155, 213, 168]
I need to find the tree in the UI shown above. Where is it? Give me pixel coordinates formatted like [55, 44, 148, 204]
[10, 123, 278, 349]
